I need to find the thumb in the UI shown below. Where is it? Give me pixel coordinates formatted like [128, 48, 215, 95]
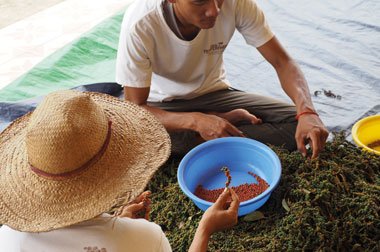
[296, 136, 307, 157]
[214, 188, 231, 208]
[250, 115, 262, 124]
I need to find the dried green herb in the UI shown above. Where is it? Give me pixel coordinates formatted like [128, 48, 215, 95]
[146, 132, 380, 251]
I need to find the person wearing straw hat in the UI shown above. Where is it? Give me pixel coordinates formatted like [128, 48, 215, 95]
[0, 90, 239, 251]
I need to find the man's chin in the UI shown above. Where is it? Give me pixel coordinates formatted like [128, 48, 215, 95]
[199, 21, 216, 29]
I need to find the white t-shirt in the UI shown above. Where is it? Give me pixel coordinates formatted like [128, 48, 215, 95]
[0, 214, 172, 252]
[116, 0, 273, 102]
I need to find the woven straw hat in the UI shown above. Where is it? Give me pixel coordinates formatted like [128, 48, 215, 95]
[0, 90, 171, 232]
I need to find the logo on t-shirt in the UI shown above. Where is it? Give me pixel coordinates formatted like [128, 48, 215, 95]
[204, 42, 227, 55]
[83, 246, 107, 252]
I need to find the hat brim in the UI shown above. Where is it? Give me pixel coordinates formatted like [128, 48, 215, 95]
[0, 92, 171, 232]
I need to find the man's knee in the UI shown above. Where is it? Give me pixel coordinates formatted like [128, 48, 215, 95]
[238, 121, 297, 151]
[169, 131, 201, 156]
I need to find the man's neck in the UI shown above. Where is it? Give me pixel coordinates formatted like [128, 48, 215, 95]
[172, 3, 200, 40]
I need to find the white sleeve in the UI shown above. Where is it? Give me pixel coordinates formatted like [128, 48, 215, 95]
[0, 226, 22, 252]
[116, 25, 152, 88]
[115, 217, 173, 251]
[235, 0, 274, 47]
[158, 230, 172, 252]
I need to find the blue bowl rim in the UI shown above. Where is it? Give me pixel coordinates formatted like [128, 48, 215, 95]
[177, 137, 282, 207]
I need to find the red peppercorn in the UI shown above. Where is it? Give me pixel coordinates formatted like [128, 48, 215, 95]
[195, 170, 269, 203]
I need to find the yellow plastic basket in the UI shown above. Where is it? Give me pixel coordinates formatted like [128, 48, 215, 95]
[352, 114, 380, 155]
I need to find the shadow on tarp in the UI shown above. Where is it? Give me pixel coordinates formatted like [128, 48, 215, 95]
[0, 83, 123, 132]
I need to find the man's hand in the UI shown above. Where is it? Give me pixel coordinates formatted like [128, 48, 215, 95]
[209, 108, 262, 125]
[295, 114, 329, 158]
[193, 113, 245, 140]
[124, 87, 253, 140]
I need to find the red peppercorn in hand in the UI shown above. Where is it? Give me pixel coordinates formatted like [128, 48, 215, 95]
[221, 166, 231, 188]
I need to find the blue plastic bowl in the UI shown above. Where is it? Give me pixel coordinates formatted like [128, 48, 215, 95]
[177, 137, 281, 216]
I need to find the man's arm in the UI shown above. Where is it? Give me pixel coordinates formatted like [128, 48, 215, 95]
[124, 86, 245, 140]
[257, 36, 329, 158]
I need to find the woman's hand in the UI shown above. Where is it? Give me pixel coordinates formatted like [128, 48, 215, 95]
[189, 188, 240, 252]
[117, 191, 151, 220]
[199, 188, 240, 236]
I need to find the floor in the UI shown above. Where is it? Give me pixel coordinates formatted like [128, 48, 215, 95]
[0, 0, 135, 90]
[0, 0, 66, 29]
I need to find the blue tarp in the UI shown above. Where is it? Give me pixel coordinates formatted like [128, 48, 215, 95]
[1, 0, 379, 135]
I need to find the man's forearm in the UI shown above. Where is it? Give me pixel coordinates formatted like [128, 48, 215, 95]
[123, 86, 198, 131]
[141, 104, 200, 132]
[276, 59, 315, 113]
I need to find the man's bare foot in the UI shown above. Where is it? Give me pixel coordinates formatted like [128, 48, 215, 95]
[209, 109, 262, 125]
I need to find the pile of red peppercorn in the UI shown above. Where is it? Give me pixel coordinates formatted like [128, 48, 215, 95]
[194, 167, 269, 202]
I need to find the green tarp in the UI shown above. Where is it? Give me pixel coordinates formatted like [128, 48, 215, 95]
[0, 11, 124, 102]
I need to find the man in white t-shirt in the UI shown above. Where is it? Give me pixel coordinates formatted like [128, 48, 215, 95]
[0, 90, 239, 252]
[116, 0, 329, 158]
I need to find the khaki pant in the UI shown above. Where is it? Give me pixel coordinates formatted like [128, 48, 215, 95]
[148, 88, 297, 155]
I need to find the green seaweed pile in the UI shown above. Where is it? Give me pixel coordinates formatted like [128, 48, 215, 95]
[147, 133, 380, 251]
